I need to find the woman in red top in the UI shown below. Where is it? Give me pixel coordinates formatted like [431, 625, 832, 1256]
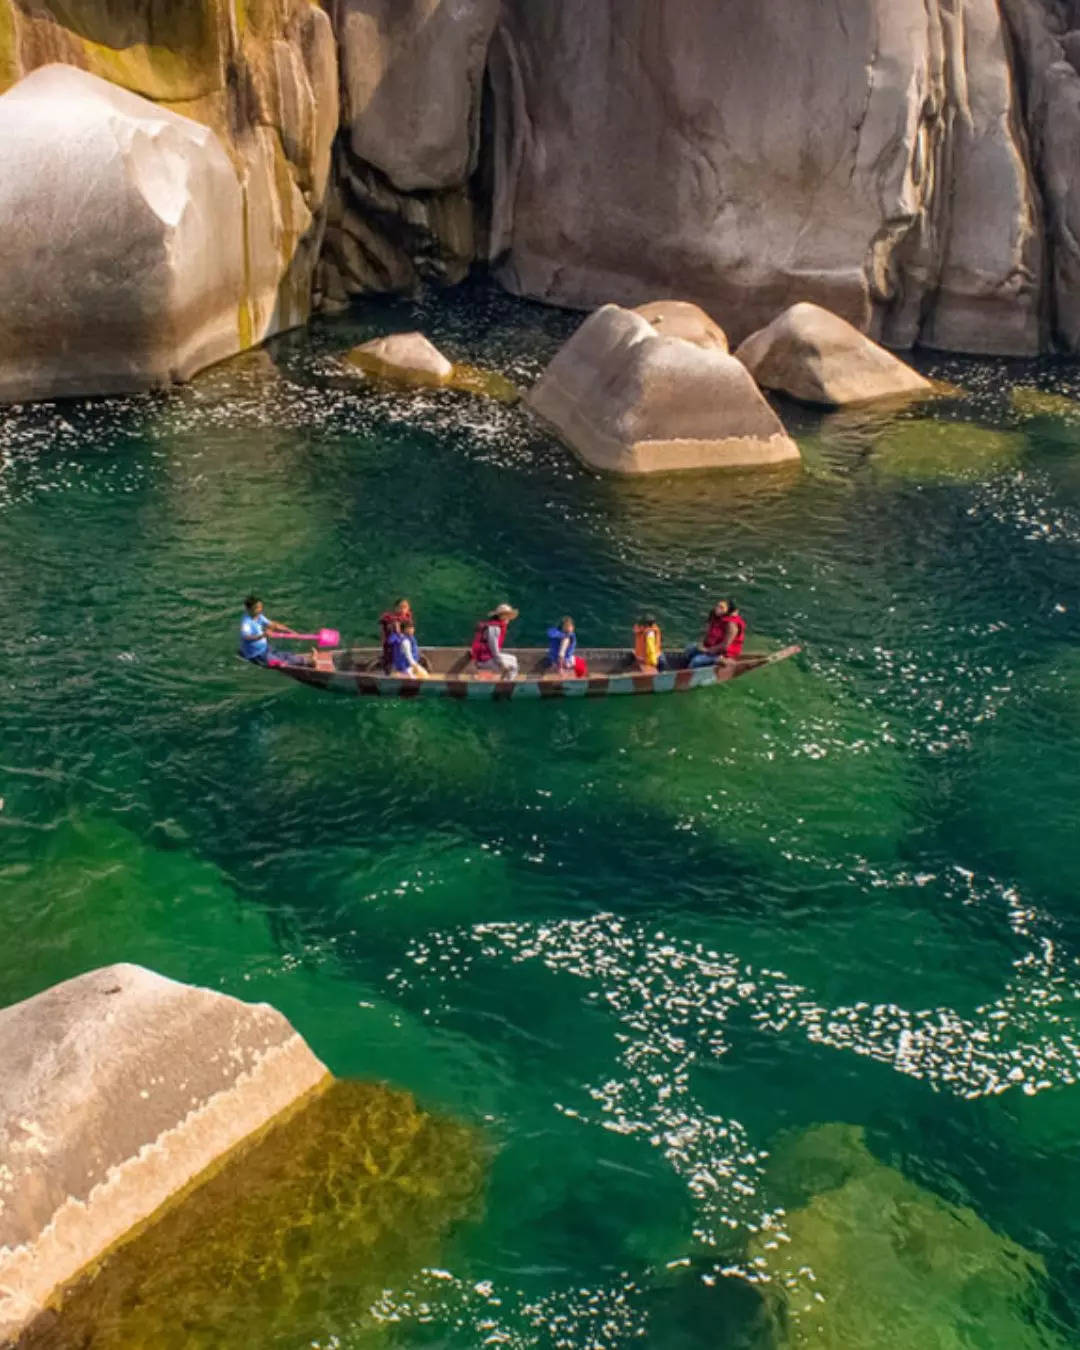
[683, 600, 746, 669]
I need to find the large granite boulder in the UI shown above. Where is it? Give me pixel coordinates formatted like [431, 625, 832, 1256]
[0, 67, 255, 402]
[0, 0, 337, 387]
[527, 304, 800, 474]
[736, 303, 934, 407]
[489, 0, 1044, 355]
[0, 964, 329, 1343]
[632, 300, 729, 352]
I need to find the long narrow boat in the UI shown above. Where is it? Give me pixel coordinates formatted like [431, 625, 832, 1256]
[256, 644, 801, 700]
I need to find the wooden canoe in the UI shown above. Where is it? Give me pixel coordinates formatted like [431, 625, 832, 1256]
[253, 644, 801, 700]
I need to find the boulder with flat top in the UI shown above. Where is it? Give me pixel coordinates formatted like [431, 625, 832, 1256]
[0, 964, 329, 1343]
[527, 303, 800, 474]
[735, 302, 934, 407]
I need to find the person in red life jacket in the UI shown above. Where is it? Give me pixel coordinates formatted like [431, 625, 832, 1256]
[545, 616, 588, 678]
[379, 598, 413, 672]
[470, 603, 520, 679]
[684, 599, 746, 669]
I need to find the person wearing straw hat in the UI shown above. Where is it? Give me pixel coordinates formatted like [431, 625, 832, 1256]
[470, 603, 520, 679]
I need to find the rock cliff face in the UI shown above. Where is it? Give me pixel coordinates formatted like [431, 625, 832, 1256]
[0, 0, 337, 347]
[6, 0, 1080, 369]
[488, 0, 1045, 355]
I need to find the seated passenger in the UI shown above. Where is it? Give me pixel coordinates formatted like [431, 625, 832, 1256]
[238, 594, 312, 667]
[470, 604, 520, 679]
[388, 619, 430, 679]
[633, 615, 665, 673]
[546, 616, 588, 677]
[683, 599, 746, 669]
[379, 598, 413, 672]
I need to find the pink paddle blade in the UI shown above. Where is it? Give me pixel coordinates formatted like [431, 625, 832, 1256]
[276, 628, 341, 649]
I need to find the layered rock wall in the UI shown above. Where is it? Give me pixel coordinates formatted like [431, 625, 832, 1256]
[0, 0, 337, 345]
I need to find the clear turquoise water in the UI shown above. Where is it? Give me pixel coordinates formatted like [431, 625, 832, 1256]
[4, 285, 1080, 1345]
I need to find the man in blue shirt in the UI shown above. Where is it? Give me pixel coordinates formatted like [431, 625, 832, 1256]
[239, 595, 297, 665]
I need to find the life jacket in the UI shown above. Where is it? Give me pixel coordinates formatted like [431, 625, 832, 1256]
[722, 612, 746, 659]
[380, 608, 411, 669]
[547, 627, 577, 665]
[633, 623, 662, 667]
[704, 616, 728, 648]
[471, 617, 507, 663]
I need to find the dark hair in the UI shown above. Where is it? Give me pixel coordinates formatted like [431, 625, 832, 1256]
[638, 614, 657, 626]
[726, 598, 738, 613]
[244, 594, 260, 610]
[394, 598, 409, 609]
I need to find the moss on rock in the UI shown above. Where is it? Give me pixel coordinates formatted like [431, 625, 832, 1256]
[21, 1078, 485, 1350]
[751, 1123, 1066, 1349]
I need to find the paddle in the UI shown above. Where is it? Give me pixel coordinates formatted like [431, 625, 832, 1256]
[274, 628, 341, 649]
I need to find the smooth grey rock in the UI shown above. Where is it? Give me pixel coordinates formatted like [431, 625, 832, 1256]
[528, 304, 800, 475]
[0, 67, 250, 403]
[0, 964, 329, 1342]
[736, 303, 934, 407]
[489, 0, 1043, 355]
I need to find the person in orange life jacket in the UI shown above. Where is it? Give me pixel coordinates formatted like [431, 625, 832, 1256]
[387, 619, 429, 679]
[545, 616, 588, 678]
[379, 598, 413, 672]
[633, 615, 665, 673]
[684, 599, 746, 669]
[471, 603, 520, 678]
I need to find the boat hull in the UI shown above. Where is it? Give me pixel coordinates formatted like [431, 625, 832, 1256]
[255, 646, 801, 700]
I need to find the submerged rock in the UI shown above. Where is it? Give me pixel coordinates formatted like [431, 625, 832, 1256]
[736, 303, 934, 407]
[753, 1123, 1065, 1349]
[347, 331, 455, 387]
[16, 1079, 484, 1350]
[527, 304, 800, 475]
[0, 963, 329, 1343]
[871, 421, 1022, 482]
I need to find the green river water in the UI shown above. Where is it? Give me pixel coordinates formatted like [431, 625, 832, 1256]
[4, 284, 1080, 1347]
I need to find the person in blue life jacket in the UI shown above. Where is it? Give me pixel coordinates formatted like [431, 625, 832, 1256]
[545, 616, 588, 678]
[387, 619, 430, 679]
[238, 595, 311, 667]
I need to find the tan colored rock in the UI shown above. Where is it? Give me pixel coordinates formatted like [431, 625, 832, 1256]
[633, 301, 729, 352]
[528, 304, 800, 475]
[490, 0, 1043, 355]
[347, 332, 454, 387]
[736, 302, 934, 407]
[0, 963, 329, 1343]
[0, 0, 338, 376]
[0, 67, 253, 403]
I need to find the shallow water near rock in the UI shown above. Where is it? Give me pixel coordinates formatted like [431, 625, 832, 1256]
[3, 283, 1080, 1347]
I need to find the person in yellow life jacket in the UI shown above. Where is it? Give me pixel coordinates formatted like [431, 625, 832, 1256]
[633, 615, 664, 673]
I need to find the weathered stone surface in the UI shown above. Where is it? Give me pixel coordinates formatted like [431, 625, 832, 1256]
[632, 301, 728, 353]
[736, 303, 934, 407]
[323, 0, 499, 298]
[528, 304, 800, 475]
[0, 67, 252, 402]
[0, 0, 338, 390]
[347, 331, 454, 386]
[489, 0, 1044, 355]
[0, 963, 329, 1343]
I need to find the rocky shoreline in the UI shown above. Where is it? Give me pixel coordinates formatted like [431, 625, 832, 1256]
[4, 2, 1080, 409]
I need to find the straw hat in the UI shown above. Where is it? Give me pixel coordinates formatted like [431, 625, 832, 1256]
[492, 603, 519, 618]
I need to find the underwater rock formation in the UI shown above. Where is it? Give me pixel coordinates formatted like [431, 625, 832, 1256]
[752, 1123, 1065, 1349]
[0, 0, 336, 400]
[736, 303, 934, 407]
[528, 303, 800, 474]
[15, 1079, 484, 1350]
[0, 963, 329, 1343]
